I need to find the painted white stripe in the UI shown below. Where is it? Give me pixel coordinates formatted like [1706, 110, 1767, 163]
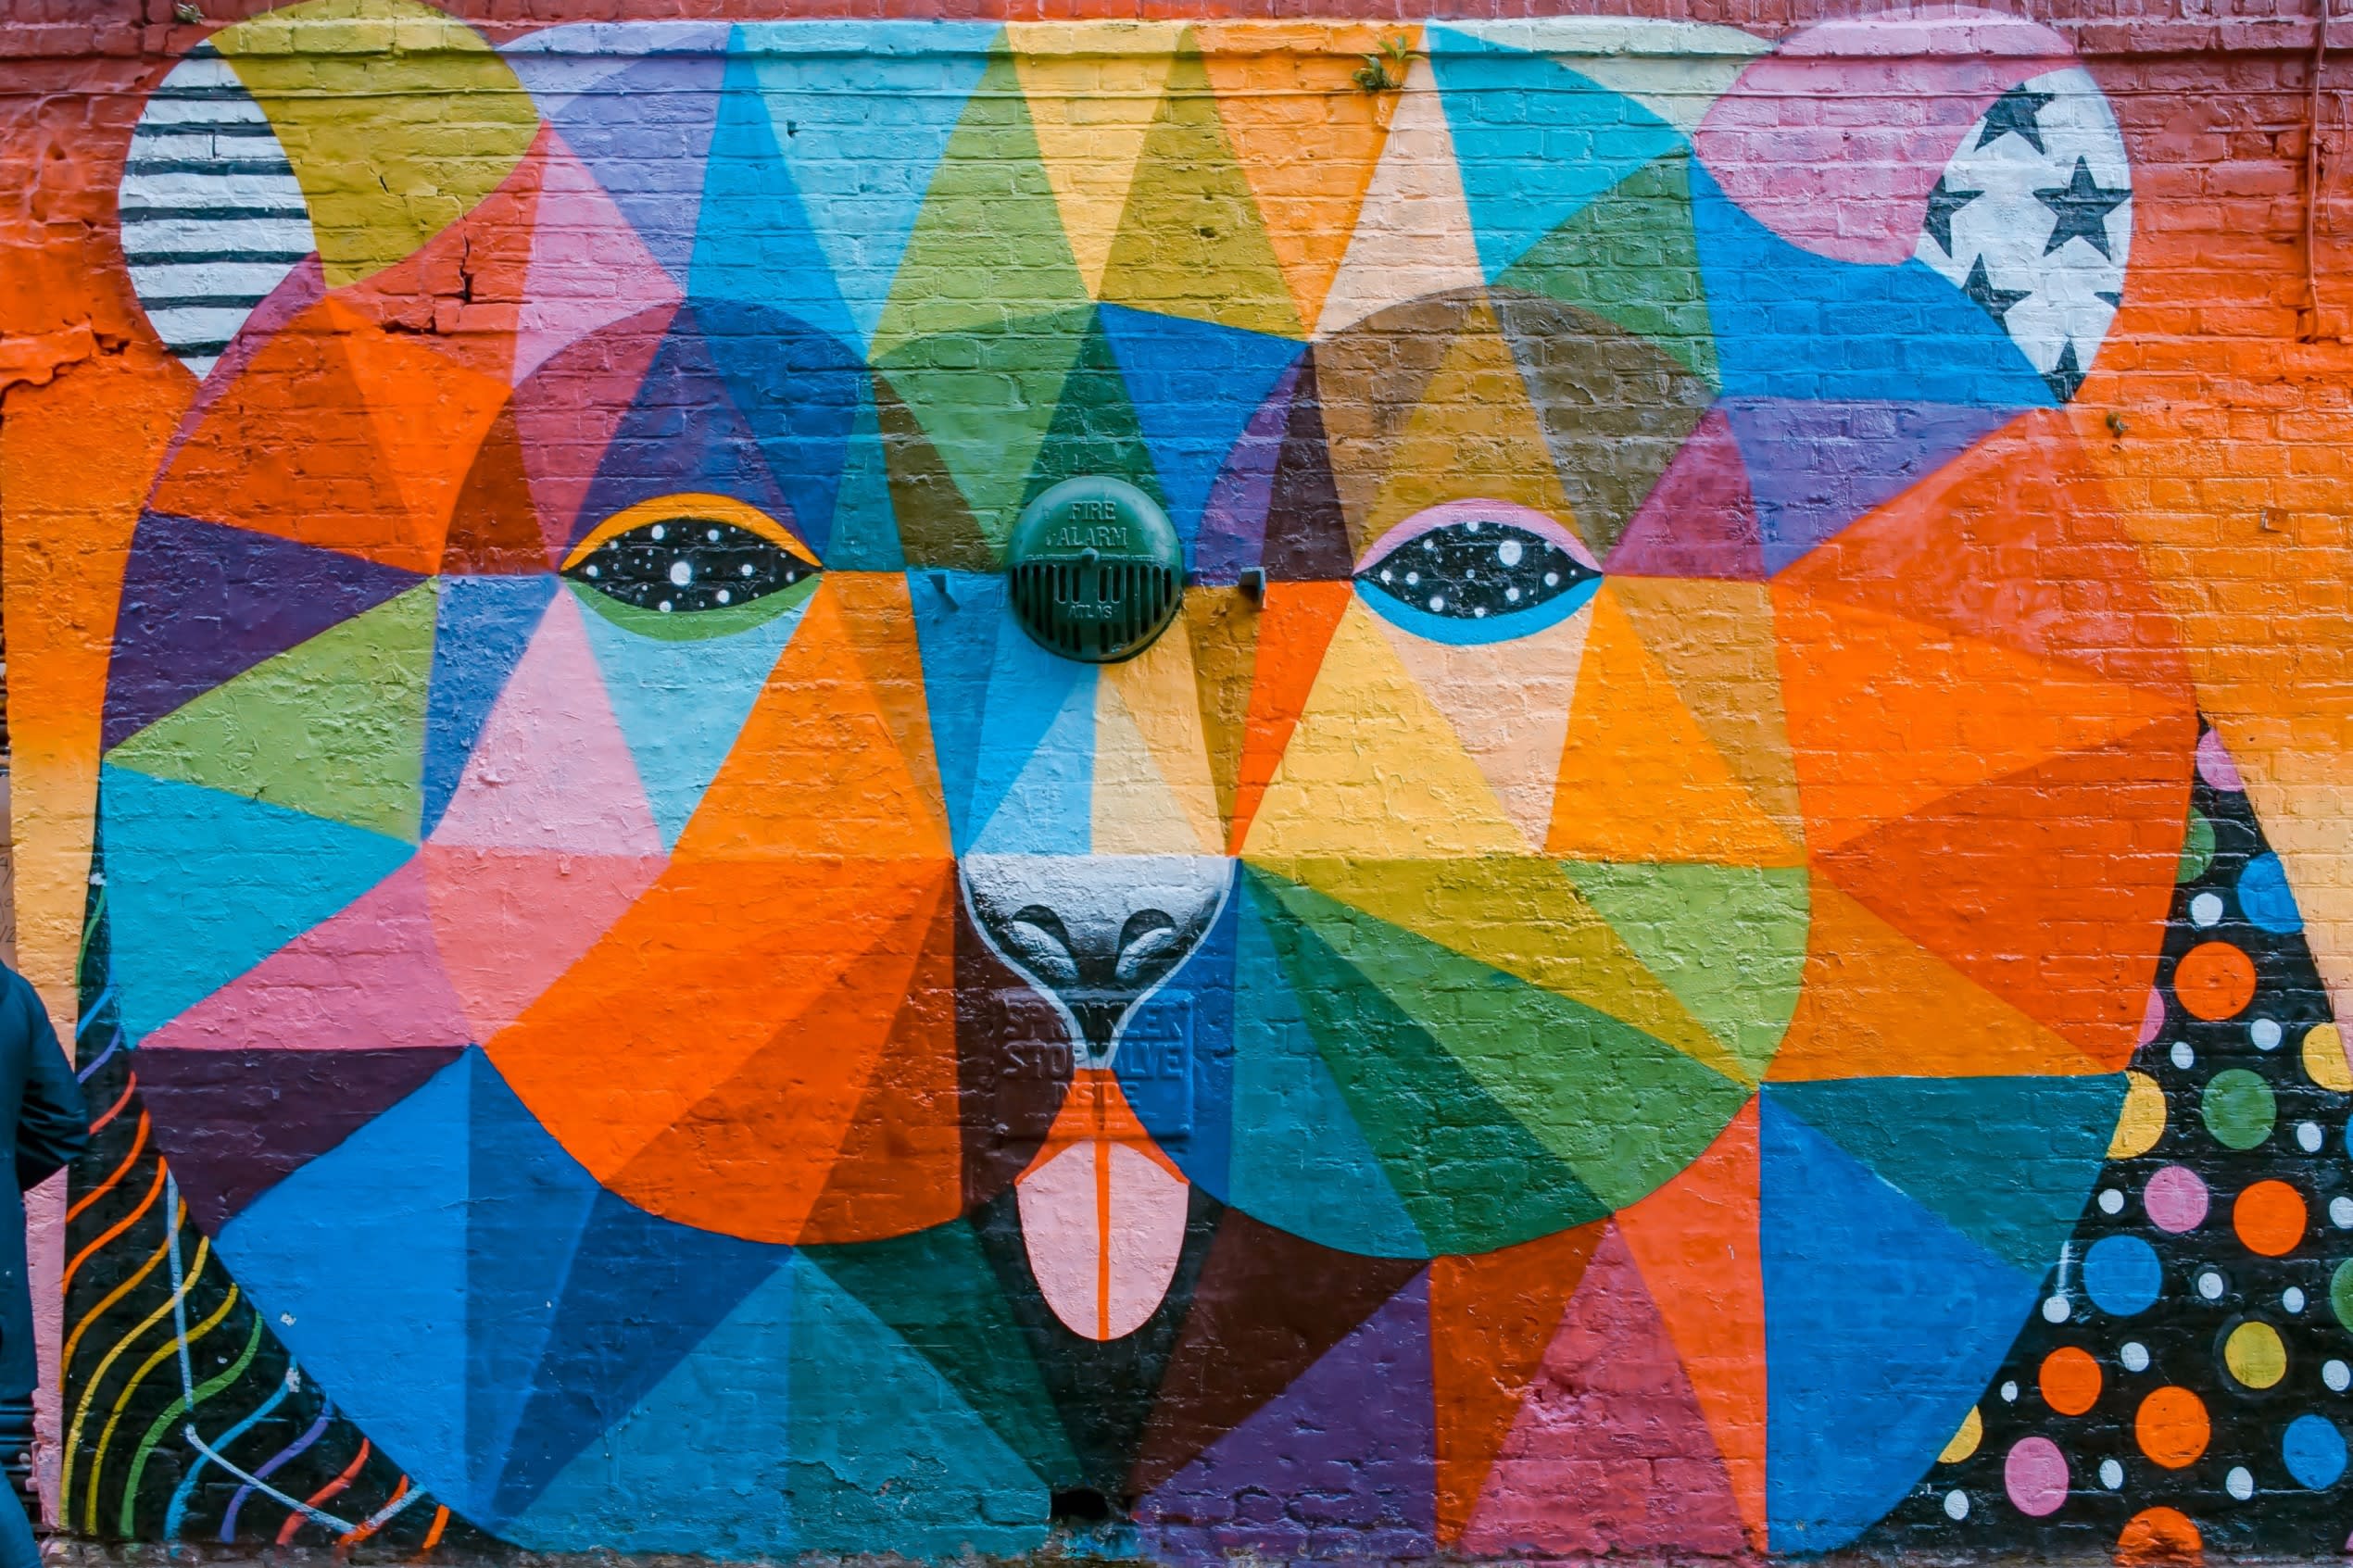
[126, 258, 304, 298]
[119, 216, 314, 256]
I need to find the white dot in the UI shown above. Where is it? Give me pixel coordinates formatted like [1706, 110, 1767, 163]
[2100, 1188, 2126, 1214]
[584, 563, 600, 578]
[2121, 1341, 2151, 1372]
[2043, 1295, 2071, 1323]
[2326, 1360, 2350, 1392]
[2226, 1465, 2255, 1500]
[1543, 571, 1560, 587]
[2172, 1039, 2196, 1070]
[2100, 1459, 2124, 1489]
[2286, 1286, 2308, 1313]
[1379, 569, 1392, 583]
[2255, 1018, 2284, 1050]
[668, 559, 694, 587]
[2198, 1270, 2225, 1299]
[2300, 1122, 2323, 1152]
[740, 563, 754, 577]
[1498, 538, 1524, 567]
[658, 600, 673, 613]
[707, 527, 721, 542]
[1428, 596, 1444, 612]
[715, 588, 731, 606]
[1465, 520, 1482, 533]
[2334, 1196, 2353, 1229]
[1944, 1489, 1969, 1521]
[1405, 571, 1419, 587]
[1472, 606, 1487, 618]
[2000, 1380, 2020, 1402]
[650, 523, 666, 542]
[2191, 891, 2224, 927]
[1505, 586, 1521, 603]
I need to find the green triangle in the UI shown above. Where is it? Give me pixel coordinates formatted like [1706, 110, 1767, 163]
[800, 1221, 1075, 1486]
[1559, 861, 1809, 1083]
[1248, 868, 1605, 1252]
[1021, 309, 1169, 510]
[107, 585, 434, 841]
[872, 369, 992, 571]
[1494, 152, 1718, 386]
[1097, 44, 1302, 341]
[1256, 869, 1749, 1212]
[873, 47, 1090, 362]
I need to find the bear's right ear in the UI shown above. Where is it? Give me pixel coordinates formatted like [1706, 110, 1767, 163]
[118, 0, 538, 381]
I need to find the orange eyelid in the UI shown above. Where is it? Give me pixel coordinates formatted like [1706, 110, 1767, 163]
[561, 494, 818, 570]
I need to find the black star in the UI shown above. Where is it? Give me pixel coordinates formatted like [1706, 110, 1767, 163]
[2035, 157, 2131, 257]
[2043, 339, 2084, 402]
[1922, 176, 1982, 256]
[1961, 255, 2031, 327]
[1976, 84, 2056, 153]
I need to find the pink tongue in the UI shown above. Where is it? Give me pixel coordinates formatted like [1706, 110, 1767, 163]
[1016, 1074, 1190, 1341]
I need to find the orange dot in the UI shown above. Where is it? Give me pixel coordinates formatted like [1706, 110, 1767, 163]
[2136, 1386, 2211, 1469]
[2040, 1345, 2103, 1415]
[2118, 1506, 2204, 1567]
[2233, 1179, 2308, 1256]
[2173, 941, 2257, 1021]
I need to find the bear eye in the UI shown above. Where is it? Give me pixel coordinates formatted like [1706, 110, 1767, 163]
[1355, 507, 1599, 642]
[564, 516, 814, 615]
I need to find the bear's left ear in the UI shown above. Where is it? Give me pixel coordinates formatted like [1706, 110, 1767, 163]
[118, 0, 539, 381]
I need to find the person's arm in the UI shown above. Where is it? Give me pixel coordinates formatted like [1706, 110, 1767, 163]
[14, 985, 86, 1192]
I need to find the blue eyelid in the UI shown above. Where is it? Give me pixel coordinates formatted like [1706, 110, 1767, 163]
[1353, 573, 1600, 645]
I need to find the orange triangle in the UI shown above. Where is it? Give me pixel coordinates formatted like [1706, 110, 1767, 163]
[1767, 878, 2107, 1080]
[1616, 1101, 1767, 1550]
[1429, 1221, 1606, 1545]
[673, 579, 952, 862]
[1546, 585, 1800, 864]
[828, 571, 950, 834]
[328, 295, 510, 567]
[1194, 22, 1405, 331]
[1815, 718, 2195, 1065]
[439, 403, 549, 574]
[1775, 587, 2193, 852]
[1227, 579, 1352, 852]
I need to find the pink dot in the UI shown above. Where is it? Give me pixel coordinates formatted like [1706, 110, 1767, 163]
[2145, 1164, 2210, 1234]
[2197, 729, 2245, 793]
[2139, 987, 2166, 1047]
[2005, 1436, 2070, 1517]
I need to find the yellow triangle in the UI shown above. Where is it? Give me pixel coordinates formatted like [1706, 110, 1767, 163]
[1010, 23, 1185, 296]
[1240, 597, 1527, 859]
[1101, 621, 1225, 855]
[1546, 586, 1802, 865]
[1315, 53, 1485, 336]
[1255, 854, 1756, 1085]
[1093, 675, 1214, 855]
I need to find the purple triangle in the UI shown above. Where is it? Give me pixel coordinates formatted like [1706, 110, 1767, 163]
[1192, 359, 1300, 583]
[1604, 406, 1767, 581]
[1261, 352, 1354, 582]
[1718, 397, 2013, 576]
[549, 50, 725, 285]
[104, 512, 422, 750]
[137, 1045, 466, 1231]
[1136, 1272, 1435, 1562]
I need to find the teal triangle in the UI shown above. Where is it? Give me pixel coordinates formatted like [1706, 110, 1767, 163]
[963, 632, 1094, 857]
[689, 47, 853, 344]
[572, 581, 815, 847]
[101, 764, 413, 1043]
[1427, 27, 1685, 281]
[737, 22, 998, 351]
[1769, 1073, 2127, 1274]
[826, 375, 904, 570]
[1019, 307, 1168, 513]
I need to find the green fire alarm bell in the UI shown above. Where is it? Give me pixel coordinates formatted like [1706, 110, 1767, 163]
[1005, 477, 1185, 663]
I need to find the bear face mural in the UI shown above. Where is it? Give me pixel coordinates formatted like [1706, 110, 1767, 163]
[92, 3, 2196, 1554]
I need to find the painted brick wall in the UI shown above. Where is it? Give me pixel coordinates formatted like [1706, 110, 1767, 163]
[3, 2, 2353, 1560]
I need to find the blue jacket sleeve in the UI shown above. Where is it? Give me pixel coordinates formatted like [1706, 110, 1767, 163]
[14, 981, 86, 1190]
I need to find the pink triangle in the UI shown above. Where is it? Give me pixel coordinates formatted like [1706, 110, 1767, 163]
[512, 296, 674, 562]
[142, 859, 474, 1053]
[514, 132, 685, 387]
[420, 845, 663, 1039]
[430, 589, 663, 856]
[1461, 1225, 1746, 1557]
[1603, 408, 1766, 581]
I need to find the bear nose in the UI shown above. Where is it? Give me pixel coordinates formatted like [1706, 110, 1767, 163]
[960, 854, 1230, 1063]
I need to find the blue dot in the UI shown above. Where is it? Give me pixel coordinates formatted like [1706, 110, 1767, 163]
[2239, 853, 2304, 935]
[2084, 1235, 2162, 1317]
[2285, 1414, 2347, 1488]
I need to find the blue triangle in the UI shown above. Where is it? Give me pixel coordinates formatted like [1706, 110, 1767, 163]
[1689, 161, 2052, 410]
[908, 571, 1008, 846]
[966, 650, 1094, 856]
[686, 49, 852, 342]
[738, 22, 998, 350]
[489, 1187, 788, 1524]
[1760, 1091, 2037, 1551]
[694, 300, 863, 563]
[549, 49, 727, 285]
[1117, 880, 1240, 1194]
[576, 583, 813, 847]
[1097, 306, 1302, 553]
[101, 766, 413, 1043]
[1769, 1073, 2123, 1275]
[216, 1051, 475, 1511]
[1427, 28, 1686, 281]
[825, 375, 904, 569]
[424, 576, 557, 836]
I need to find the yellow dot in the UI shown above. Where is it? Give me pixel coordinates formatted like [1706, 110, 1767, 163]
[1939, 1404, 1983, 1464]
[2109, 1071, 2167, 1159]
[2224, 1320, 2287, 1389]
[2304, 1023, 2351, 1092]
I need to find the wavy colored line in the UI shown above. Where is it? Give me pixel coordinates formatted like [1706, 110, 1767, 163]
[74, 1030, 124, 1085]
[124, 1310, 261, 1535]
[73, 990, 113, 1041]
[164, 1369, 294, 1538]
[66, 1107, 146, 1222]
[84, 1283, 238, 1534]
[85, 1073, 138, 1137]
[421, 1505, 450, 1551]
[76, 888, 106, 976]
[337, 1477, 407, 1546]
[277, 1439, 368, 1547]
[59, 1230, 208, 1512]
[62, 1152, 165, 1298]
[220, 1405, 333, 1543]
[62, 1198, 182, 1377]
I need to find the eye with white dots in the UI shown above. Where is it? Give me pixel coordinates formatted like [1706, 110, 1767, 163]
[1354, 499, 1599, 643]
[561, 495, 819, 638]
